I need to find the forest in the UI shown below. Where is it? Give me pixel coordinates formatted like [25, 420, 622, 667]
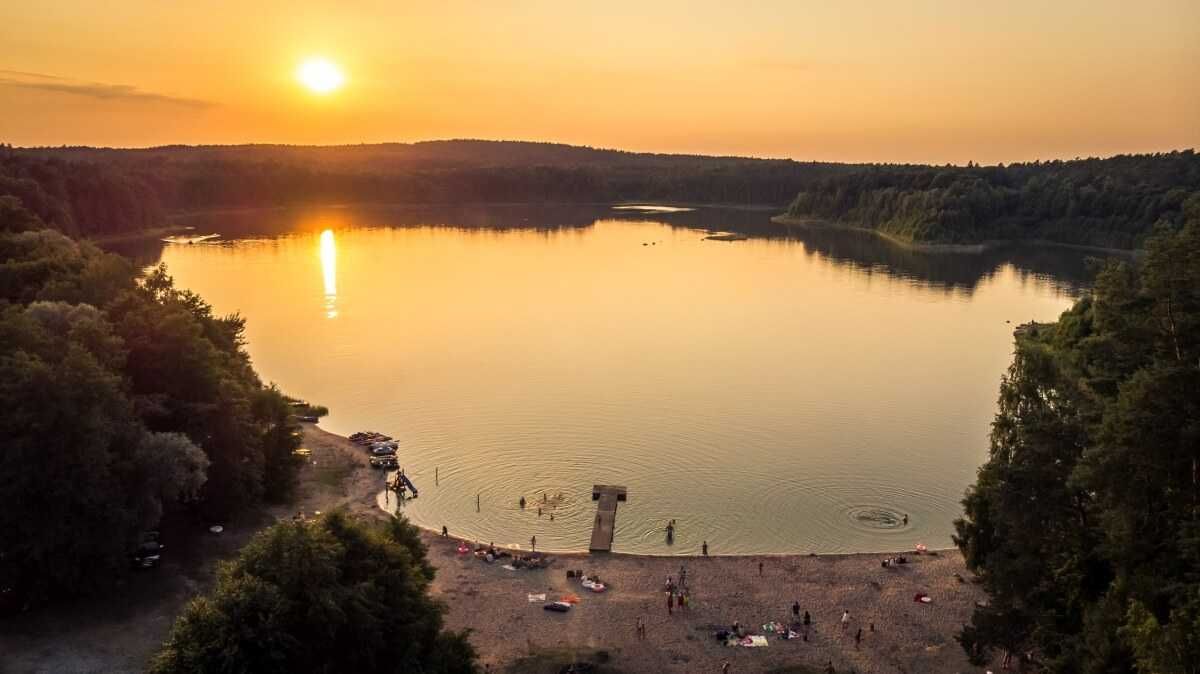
[0, 141, 852, 237]
[785, 151, 1200, 249]
[954, 207, 1200, 671]
[0, 192, 306, 609]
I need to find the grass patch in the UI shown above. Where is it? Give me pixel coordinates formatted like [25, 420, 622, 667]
[312, 459, 353, 489]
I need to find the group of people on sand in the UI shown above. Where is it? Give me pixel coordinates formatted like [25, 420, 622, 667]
[664, 567, 691, 615]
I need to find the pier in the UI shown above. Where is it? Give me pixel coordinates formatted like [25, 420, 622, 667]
[391, 471, 419, 497]
[589, 484, 628, 552]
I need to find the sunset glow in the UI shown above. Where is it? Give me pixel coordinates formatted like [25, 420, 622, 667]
[0, 2, 1197, 162]
[297, 58, 344, 94]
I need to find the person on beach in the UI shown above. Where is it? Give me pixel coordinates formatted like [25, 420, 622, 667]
[635, 617, 645, 640]
[803, 610, 811, 626]
[441, 525, 448, 536]
[855, 627, 862, 647]
[792, 600, 800, 620]
[667, 591, 674, 615]
[530, 535, 536, 552]
[758, 560, 763, 576]
[702, 540, 708, 556]
[841, 610, 850, 631]
[722, 662, 730, 674]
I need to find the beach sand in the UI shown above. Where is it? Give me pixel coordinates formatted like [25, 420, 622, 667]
[304, 424, 991, 674]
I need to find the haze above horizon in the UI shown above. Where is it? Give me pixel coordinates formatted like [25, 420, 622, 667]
[2, 1, 1197, 165]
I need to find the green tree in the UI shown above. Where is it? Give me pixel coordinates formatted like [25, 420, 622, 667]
[150, 512, 477, 674]
[955, 221, 1200, 671]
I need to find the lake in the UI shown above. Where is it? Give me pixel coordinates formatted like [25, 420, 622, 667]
[142, 203, 1103, 554]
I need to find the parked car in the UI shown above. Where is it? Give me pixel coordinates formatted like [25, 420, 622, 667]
[132, 531, 164, 568]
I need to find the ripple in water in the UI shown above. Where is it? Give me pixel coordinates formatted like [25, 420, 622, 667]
[846, 505, 908, 531]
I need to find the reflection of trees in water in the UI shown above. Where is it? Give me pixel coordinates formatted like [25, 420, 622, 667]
[105, 203, 1122, 294]
[631, 207, 1115, 295]
[769, 223, 1105, 295]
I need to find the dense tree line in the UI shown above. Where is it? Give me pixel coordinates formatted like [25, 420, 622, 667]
[0, 193, 304, 610]
[0, 141, 853, 237]
[954, 207, 1200, 670]
[151, 512, 476, 674]
[787, 151, 1200, 249]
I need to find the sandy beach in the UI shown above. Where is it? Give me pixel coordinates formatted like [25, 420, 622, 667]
[306, 425, 991, 674]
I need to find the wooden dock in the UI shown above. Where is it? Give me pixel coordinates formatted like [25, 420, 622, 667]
[589, 485, 628, 552]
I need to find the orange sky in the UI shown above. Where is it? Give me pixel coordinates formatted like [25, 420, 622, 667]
[1, 1, 1197, 164]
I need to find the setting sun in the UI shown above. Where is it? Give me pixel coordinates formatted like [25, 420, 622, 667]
[296, 57, 344, 94]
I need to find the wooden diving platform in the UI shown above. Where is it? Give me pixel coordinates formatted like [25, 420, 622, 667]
[589, 485, 628, 552]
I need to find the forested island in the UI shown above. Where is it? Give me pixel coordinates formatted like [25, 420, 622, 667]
[782, 151, 1200, 250]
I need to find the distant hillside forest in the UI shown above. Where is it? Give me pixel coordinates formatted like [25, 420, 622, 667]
[0, 140, 851, 237]
[785, 151, 1200, 249]
[4, 142, 1197, 250]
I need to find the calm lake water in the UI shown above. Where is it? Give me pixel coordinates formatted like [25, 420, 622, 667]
[141, 204, 1105, 554]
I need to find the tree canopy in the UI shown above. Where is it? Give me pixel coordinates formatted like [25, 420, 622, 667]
[150, 512, 477, 674]
[954, 213, 1200, 671]
[0, 194, 304, 610]
[786, 151, 1200, 249]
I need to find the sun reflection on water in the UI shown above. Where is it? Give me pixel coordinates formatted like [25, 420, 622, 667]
[319, 229, 337, 318]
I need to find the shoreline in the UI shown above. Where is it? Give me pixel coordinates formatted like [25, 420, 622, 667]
[311, 422, 958, 560]
[87, 224, 193, 245]
[296, 426, 993, 672]
[771, 213, 1141, 256]
[163, 199, 786, 221]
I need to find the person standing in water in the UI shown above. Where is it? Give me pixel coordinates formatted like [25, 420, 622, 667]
[530, 535, 536, 552]
[519, 496, 526, 509]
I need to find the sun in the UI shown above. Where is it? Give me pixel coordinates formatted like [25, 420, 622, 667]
[296, 57, 344, 94]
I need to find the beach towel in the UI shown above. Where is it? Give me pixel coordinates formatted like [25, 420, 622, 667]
[740, 636, 769, 648]
[559, 593, 581, 604]
[502, 564, 517, 571]
[527, 593, 546, 602]
[588, 582, 606, 593]
[914, 593, 932, 603]
[543, 601, 571, 612]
